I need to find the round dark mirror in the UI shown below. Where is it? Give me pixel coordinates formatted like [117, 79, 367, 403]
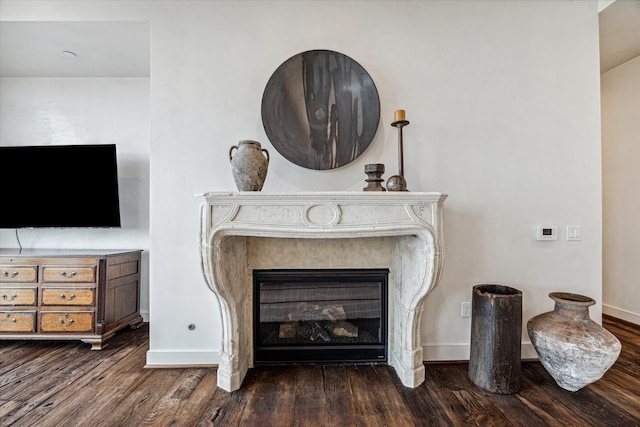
[261, 50, 380, 170]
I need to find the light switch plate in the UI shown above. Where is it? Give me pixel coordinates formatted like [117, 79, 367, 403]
[567, 225, 582, 241]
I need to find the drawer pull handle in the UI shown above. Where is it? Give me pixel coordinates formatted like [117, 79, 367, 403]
[59, 293, 76, 301]
[2, 293, 18, 301]
[3, 271, 18, 278]
[59, 271, 77, 277]
[5, 314, 16, 322]
[58, 314, 75, 326]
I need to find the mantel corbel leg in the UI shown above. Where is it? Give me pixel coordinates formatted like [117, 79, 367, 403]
[390, 232, 439, 388]
[210, 235, 250, 392]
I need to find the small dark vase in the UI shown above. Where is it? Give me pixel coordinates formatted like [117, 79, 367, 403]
[363, 163, 386, 191]
[527, 292, 621, 392]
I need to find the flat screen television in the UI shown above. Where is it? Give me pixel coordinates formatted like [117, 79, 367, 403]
[0, 144, 121, 228]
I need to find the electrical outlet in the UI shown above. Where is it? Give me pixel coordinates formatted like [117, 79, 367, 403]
[461, 302, 471, 318]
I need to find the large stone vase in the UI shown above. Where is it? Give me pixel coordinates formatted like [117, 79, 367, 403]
[229, 140, 269, 191]
[527, 292, 621, 392]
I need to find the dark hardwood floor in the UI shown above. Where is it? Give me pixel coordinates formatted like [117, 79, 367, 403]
[1, 315, 639, 426]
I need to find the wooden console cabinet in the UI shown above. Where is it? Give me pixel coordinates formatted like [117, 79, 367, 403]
[0, 249, 143, 349]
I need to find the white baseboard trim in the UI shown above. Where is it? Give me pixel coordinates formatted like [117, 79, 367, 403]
[422, 343, 468, 361]
[140, 310, 150, 323]
[145, 349, 220, 367]
[144, 343, 540, 368]
[603, 304, 640, 325]
[422, 342, 538, 361]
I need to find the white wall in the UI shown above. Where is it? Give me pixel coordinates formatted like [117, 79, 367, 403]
[1, 0, 603, 366]
[0, 77, 151, 320]
[602, 55, 640, 324]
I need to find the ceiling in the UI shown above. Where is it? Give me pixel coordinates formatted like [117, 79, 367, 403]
[599, 0, 640, 74]
[0, 2, 637, 78]
[0, 21, 149, 77]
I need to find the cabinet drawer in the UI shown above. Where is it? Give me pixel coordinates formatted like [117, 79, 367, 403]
[40, 311, 94, 333]
[0, 311, 36, 332]
[0, 287, 37, 306]
[0, 266, 37, 283]
[42, 267, 96, 283]
[41, 288, 95, 306]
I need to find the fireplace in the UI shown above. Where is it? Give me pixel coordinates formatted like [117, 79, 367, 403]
[253, 268, 388, 364]
[198, 191, 447, 392]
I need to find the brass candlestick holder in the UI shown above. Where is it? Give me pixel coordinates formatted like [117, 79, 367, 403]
[387, 118, 409, 191]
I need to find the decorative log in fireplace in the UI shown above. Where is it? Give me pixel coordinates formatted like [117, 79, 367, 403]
[253, 268, 388, 364]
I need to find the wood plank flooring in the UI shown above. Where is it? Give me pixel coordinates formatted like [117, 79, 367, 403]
[1, 315, 639, 426]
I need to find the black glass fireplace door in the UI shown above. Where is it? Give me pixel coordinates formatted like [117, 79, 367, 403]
[253, 269, 388, 364]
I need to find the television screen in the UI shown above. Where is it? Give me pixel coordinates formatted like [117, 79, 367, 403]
[0, 144, 122, 228]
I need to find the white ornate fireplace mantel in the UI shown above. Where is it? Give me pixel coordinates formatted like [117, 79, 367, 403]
[197, 191, 447, 392]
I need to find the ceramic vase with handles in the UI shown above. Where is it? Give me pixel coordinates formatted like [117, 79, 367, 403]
[527, 292, 621, 392]
[229, 140, 269, 191]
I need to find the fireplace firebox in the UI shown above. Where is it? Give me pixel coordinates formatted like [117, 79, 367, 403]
[253, 269, 388, 364]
